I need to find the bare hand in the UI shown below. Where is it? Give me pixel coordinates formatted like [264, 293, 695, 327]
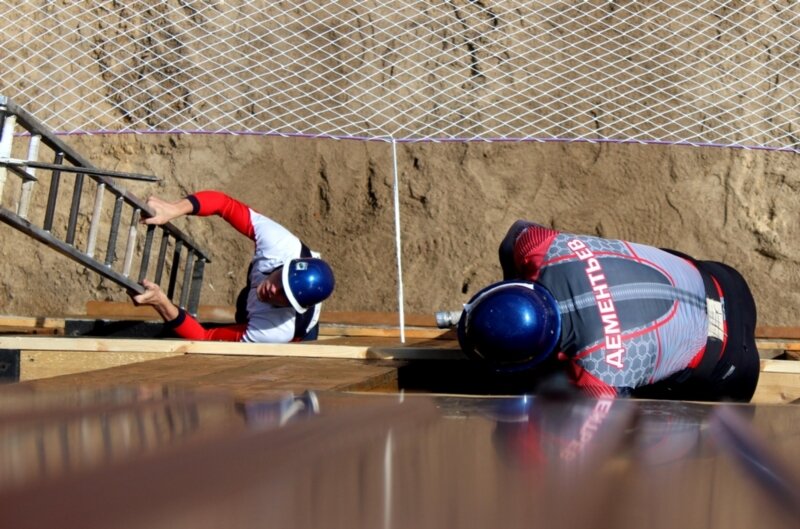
[130, 279, 167, 307]
[142, 196, 186, 226]
[129, 279, 180, 322]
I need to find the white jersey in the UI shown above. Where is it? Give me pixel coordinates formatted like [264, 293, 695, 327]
[242, 210, 321, 343]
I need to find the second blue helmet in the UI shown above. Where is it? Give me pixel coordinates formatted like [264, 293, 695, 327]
[457, 280, 562, 373]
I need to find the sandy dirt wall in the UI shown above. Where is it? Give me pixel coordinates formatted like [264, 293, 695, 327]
[2, 134, 799, 326]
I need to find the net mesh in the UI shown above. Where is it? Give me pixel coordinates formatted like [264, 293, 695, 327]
[1, 0, 798, 151]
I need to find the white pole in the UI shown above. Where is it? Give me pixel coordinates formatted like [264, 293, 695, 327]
[390, 138, 406, 343]
[383, 429, 394, 529]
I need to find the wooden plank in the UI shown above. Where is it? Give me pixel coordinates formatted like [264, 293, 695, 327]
[0, 316, 65, 336]
[319, 311, 437, 327]
[755, 338, 800, 352]
[83, 301, 441, 327]
[19, 350, 183, 381]
[751, 371, 800, 404]
[0, 326, 61, 336]
[83, 301, 234, 322]
[319, 325, 453, 339]
[760, 358, 800, 374]
[0, 336, 465, 361]
[6, 338, 798, 405]
[0, 316, 65, 329]
[79, 304, 800, 337]
[18, 355, 404, 401]
[2, 335, 796, 365]
[755, 325, 800, 340]
[0, 315, 446, 340]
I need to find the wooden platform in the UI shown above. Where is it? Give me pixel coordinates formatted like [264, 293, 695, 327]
[1, 333, 799, 404]
[1, 304, 800, 528]
[2, 303, 800, 404]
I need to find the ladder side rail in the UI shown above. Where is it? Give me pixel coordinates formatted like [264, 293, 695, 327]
[0, 112, 16, 198]
[0, 208, 143, 293]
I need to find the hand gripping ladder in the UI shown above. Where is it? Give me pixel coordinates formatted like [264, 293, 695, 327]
[0, 96, 211, 315]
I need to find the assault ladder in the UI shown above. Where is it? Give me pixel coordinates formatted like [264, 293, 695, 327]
[0, 96, 210, 315]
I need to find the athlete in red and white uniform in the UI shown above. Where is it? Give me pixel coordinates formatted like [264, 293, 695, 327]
[131, 191, 326, 343]
[498, 220, 759, 401]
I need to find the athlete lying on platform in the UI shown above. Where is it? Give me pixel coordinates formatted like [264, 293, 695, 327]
[455, 220, 759, 402]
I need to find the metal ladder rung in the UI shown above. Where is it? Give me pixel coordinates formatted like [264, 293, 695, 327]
[138, 224, 156, 283]
[104, 196, 124, 266]
[179, 251, 195, 309]
[86, 183, 105, 258]
[65, 171, 85, 245]
[16, 134, 41, 220]
[167, 240, 184, 301]
[154, 233, 169, 285]
[122, 208, 141, 277]
[43, 151, 64, 232]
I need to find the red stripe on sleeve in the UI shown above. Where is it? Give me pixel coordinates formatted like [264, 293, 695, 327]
[172, 312, 247, 342]
[513, 225, 559, 280]
[191, 190, 255, 239]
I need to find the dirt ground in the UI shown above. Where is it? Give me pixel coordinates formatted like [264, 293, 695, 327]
[2, 133, 800, 326]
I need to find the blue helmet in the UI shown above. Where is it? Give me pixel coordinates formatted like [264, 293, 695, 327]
[281, 257, 335, 313]
[457, 280, 561, 373]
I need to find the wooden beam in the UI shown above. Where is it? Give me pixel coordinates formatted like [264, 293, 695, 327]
[319, 325, 454, 340]
[0, 336, 466, 361]
[4, 335, 800, 364]
[760, 358, 800, 374]
[83, 301, 234, 322]
[0, 316, 65, 329]
[755, 326, 800, 340]
[83, 301, 441, 327]
[0, 317, 65, 336]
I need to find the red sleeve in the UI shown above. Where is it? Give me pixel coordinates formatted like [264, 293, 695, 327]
[188, 190, 255, 240]
[513, 225, 559, 280]
[167, 309, 247, 341]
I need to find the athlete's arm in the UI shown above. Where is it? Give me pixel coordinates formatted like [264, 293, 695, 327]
[166, 309, 247, 341]
[142, 190, 257, 240]
[129, 279, 246, 341]
[499, 220, 534, 279]
[186, 190, 256, 239]
[511, 222, 560, 280]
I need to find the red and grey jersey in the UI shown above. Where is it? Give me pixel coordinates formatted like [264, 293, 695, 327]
[512, 223, 720, 397]
[167, 191, 320, 343]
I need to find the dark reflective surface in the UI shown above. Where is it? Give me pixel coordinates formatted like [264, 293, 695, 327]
[1, 385, 799, 529]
